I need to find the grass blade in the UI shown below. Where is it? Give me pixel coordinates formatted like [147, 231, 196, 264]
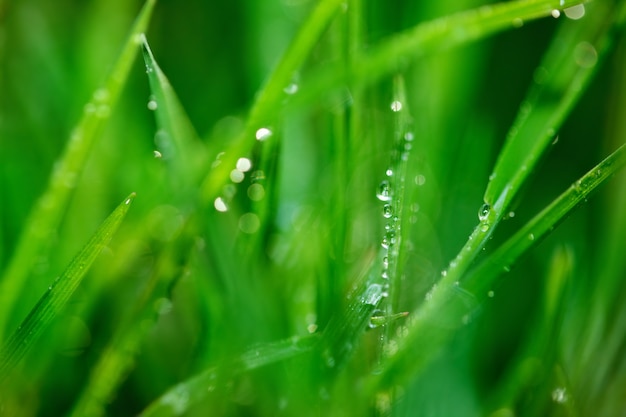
[141, 35, 207, 193]
[0, 0, 156, 340]
[199, 0, 344, 202]
[0, 193, 136, 384]
[138, 334, 319, 417]
[372, 142, 626, 392]
[296, 0, 592, 106]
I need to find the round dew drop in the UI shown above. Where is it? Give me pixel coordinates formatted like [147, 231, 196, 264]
[478, 203, 491, 222]
[147, 100, 158, 110]
[382, 204, 393, 218]
[376, 180, 392, 201]
[390, 100, 403, 112]
[255, 127, 272, 141]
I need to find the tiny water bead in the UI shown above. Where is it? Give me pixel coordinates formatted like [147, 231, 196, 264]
[377, 180, 392, 201]
[255, 127, 272, 141]
[574, 41, 598, 69]
[414, 174, 426, 186]
[230, 169, 245, 183]
[283, 83, 299, 95]
[390, 100, 403, 112]
[239, 213, 260, 234]
[214, 197, 228, 212]
[552, 387, 568, 403]
[488, 290, 495, 298]
[361, 283, 385, 306]
[382, 204, 393, 218]
[551, 9, 561, 18]
[154, 150, 163, 159]
[512, 17, 524, 28]
[478, 203, 491, 222]
[236, 157, 252, 172]
[147, 98, 158, 110]
[564, 4, 585, 20]
[247, 183, 265, 201]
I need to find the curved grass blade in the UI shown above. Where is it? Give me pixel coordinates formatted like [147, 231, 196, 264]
[370, 142, 626, 393]
[141, 35, 207, 193]
[0, 0, 156, 340]
[199, 0, 344, 203]
[0, 193, 136, 384]
[483, 0, 619, 215]
[465, 143, 626, 295]
[296, 0, 592, 107]
[139, 334, 319, 417]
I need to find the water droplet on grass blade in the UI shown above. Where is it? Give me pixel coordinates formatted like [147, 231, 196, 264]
[512, 18, 524, 28]
[230, 169, 245, 183]
[551, 9, 561, 18]
[239, 213, 260, 234]
[214, 197, 228, 212]
[255, 127, 272, 141]
[284, 83, 299, 95]
[376, 180, 392, 201]
[236, 157, 252, 172]
[147, 99, 158, 110]
[574, 42, 598, 68]
[390, 100, 403, 112]
[478, 203, 491, 222]
[552, 387, 568, 403]
[564, 4, 585, 19]
[382, 204, 393, 218]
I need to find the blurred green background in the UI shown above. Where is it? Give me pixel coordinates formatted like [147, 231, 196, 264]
[1, 0, 625, 416]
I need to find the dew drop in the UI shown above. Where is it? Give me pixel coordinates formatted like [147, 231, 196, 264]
[385, 169, 393, 177]
[382, 204, 393, 219]
[236, 157, 252, 172]
[390, 100, 403, 112]
[512, 18, 524, 28]
[404, 132, 414, 141]
[361, 283, 384, 306]
[551, 9, 561, 18]
[147, 99, 158, 110]
[478, 203, 491, 222]
[488, 290, 495, 298]
[214, 197, 228, 212]
[564, 4, 585, 20]
[230, 169, 245, 183]
[239, 213, 260, 234]
[255, 127, 272, 141]
[552, 387, 568, 403]
[508, 211, 515, 218]
[415, 174, 426, 186]
[480, 224, 490, 232]
[247, 183, 265, 201]
[376, 180, 392, 201]
[154, 150, 162, 159]
[574, 41, 598, 68]
[284, 83, 299, 95]
[528, 233, 535, 241]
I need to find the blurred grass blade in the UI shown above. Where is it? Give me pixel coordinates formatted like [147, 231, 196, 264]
[484, 0, 617, 215]
[139, 334, 319, 417]
[0, 193, 136, 383]
[369, 142, 626, 393]
[200, 0, 344, 202]
[141, 35, 207, 192]
[0, 0, 156, 340]
[297, 0, 591, 106]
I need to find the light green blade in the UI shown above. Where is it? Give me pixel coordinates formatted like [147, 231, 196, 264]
[141, 35, 207, 193]
[0, 193, 136, 384]
[0, 0, 156, 341]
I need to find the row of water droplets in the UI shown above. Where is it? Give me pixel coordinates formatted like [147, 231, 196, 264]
[209, 127, 274, 235]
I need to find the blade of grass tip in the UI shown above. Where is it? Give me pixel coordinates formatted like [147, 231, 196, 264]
[295, 0, 592, 107]
[0, 193, 136, 384]
[140, 34, 207, 192]
[199, 0, 345, 204]
[0, 0, 156, 341]
[368, 143, 626, 393]
[139, 334, 320, 417]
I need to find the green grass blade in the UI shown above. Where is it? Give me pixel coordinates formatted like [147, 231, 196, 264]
[140, 35, 206, 192]
[371, 142, 626, 392]
[466, 143, 626, 295]
[0, 193, 136, 384]
[296, 0, 592, 106]
[0, 0, 156, 340]
[199, 0, 344, 203]
[484, 0, 618, 215]
[138, 334, 319, 417]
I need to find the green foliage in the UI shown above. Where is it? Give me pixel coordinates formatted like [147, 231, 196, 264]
[1, 0, 625, 416]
